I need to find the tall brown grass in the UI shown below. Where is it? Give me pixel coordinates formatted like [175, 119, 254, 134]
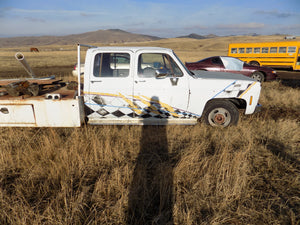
[0, 37, 299, 224]
[0, 81, 299, 224]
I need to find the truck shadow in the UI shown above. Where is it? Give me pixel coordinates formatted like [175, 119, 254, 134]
[127, 96, 174, 225]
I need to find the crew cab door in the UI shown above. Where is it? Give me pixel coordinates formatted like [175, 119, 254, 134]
[133, 51, 191, 124]
[83, 50, 135, 123]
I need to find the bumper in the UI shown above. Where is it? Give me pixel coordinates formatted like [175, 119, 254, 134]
[266, 72, 277, 81]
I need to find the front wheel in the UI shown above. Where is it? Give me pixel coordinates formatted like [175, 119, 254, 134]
[250, 71, 264, 82]
[202, 100, 239, 127]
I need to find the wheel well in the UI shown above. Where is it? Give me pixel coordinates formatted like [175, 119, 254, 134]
[257, 70, 266, 78]
[204, 98, 246, 111]
[228, 98, 246, 109]
[202, 98, 241, 126]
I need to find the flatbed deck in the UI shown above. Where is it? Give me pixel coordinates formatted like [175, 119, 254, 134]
[0, 79, 83, 127]
[0, 78, 77, 100]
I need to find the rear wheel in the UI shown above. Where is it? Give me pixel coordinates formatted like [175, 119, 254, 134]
[250, 71, 264, 82]
[249, 61, 260, 66]
[203, 100, 239, 127]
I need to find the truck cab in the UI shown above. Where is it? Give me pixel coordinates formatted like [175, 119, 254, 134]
[82, 46, 261, 127]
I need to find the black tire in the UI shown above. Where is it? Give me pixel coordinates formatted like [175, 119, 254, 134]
[202, 100, 239, 127]
[250, 71, 265, 82]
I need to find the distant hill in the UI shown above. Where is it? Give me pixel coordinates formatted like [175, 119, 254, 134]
[0, 29, 162, 47]
[177, 33, 218, 39]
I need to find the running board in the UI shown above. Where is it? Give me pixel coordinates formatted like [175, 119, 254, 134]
[87, 118, 198, 125]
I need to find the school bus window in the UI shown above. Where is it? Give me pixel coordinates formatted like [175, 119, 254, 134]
[231, 48, 237, 54]
[246, 48, 252, 53]
[279, 47, 286, 53]
[254, 48, 260, 53]
[262, 47, 269, 53]
[270, 47, 277, 53]
[238, 48, 245, 53]
[288, 46, 296, 53]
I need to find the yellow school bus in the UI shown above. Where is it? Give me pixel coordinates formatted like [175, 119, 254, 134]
[228, 41, 300, 70]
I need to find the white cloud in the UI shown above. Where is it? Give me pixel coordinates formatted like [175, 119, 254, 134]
[24, 17, 46, 23]
[217, 23, 265, 29]
[6, 8, 107, 17]
[183, 25, 208, 30]
[255, 10, 293, 18]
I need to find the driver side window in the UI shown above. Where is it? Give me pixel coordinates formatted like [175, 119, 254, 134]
[138, 53, 183, 78]
[211, 57, 223, 66]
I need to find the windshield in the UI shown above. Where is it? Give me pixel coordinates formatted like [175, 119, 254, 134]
[173, 51, 194, 76]
[220, 56, 243, 71]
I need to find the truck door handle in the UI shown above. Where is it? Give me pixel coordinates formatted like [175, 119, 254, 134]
[91, 80, 102, 83]
[135, 80, 146, 83]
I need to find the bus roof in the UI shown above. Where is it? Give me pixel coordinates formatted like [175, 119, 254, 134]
[229, 41, 300, 46]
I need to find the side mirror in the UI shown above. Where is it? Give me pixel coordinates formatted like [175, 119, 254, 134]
[155, 68, 169, 79]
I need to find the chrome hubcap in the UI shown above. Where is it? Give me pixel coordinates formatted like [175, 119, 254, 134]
[208, 108, 231, 127]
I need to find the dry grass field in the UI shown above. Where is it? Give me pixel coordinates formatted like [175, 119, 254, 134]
[0, 36, 299, 225]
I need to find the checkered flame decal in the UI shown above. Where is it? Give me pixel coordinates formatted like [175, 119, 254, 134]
[84, 93, 195, 119]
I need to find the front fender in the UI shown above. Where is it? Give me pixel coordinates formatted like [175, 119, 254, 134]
[238, 82, 261, 114]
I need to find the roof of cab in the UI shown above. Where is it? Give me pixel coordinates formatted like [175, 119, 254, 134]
[88, 46, 173, 53]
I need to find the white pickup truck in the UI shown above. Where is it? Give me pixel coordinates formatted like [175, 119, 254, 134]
[0, 44, 261, 127]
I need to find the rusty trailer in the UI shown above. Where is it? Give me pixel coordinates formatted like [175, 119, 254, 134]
[0, 79, 85, 127]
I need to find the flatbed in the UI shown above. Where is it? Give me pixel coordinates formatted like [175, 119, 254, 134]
[0, 79, 84, 127]
[0, 79, 77, 100]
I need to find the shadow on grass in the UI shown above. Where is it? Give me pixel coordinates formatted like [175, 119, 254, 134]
[280, 79, 300, 88]
[127, 96, 174, 225]
[264, 139, 300, 170]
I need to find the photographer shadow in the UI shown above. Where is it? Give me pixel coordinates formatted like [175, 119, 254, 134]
[127, 96, 174, 225]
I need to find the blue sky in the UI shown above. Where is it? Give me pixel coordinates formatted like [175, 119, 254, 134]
[0, 0, 299, 38]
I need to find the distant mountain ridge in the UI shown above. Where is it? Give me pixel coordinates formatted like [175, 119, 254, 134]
[0, 29, 162, 47]
[177, 33, 218, 39]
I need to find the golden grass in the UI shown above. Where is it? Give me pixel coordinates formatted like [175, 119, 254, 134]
[0, 36, 300, 224]
[0, 107, 299, 224]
